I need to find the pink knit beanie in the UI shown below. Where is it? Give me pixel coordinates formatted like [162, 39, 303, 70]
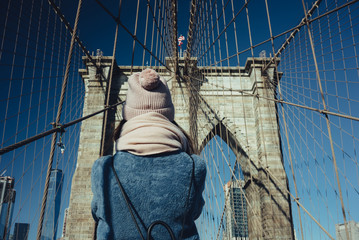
[122, 69, 175, 121]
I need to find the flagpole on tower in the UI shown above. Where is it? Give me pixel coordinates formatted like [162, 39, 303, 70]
[178, 35, 185, 58]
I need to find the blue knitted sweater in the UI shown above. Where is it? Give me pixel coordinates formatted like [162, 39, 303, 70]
[91, 151, 206, 240]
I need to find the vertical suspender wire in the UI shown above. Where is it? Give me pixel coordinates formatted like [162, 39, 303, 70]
[208, 2, 220, 234]
[166, 0, 172, 58]
[319, 1, 338, 231]
[229, 0, 251, 237]
[263, 0, 303, 239]
[4, 0, 25, 237]
[30, 0, 46, 225]
[100, 0, 121, 157]
[157, 5, 165, 68]
[153, 0, 161, 68]
[149, 0, 157, 67]
[198, 3, 206, 67]
[1, 0, 16, 151]
[244, 0, 272, 236]
[38, 4, 53, 220]
[185, 0, 197, 149]
[185, 0, 196, 73]
[155, 0, 164, 67]
[160, 0, 166, 64]
[171, 0, 178, 76]
[213, 2, 222, 165]
[346, 3, 359, 187]
[36, 0, 83, 238]
[300, 1, 349, 240]
[17, 0, 35, 230]
[25, 0, 37, 226]
[0, 0, 12, 63]
[215, 2, 227, 232]
[130, 0, 140, 74]
[220, 0, 230, 67]
[141, 2, 150, 68]
[184, 74, 256, 240]
[218, 4, 233, 216]
[262, 0, 322, 72]
[226, 0, 245, 236]
[260, 159, 335, 239]
[0, 0, 11, 163]
[332, 2, 353, 220]
[7, 0, 24, 178]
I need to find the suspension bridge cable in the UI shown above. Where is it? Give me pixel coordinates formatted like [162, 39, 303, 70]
[193, 82, 335, 239]
[94, 0, 174, 73]
[280, 102, 359, 198]
[1, 86, 84, 148]
[201, 0, 359, 68]
[46, 0, 95, 65]
[181, 65, 263, 236]
[189, 72, 359, 122]
[181, 50, 348, 238]
[99, 0, 121, 157]
[264, 0, 304, 238]
[190, 60, 358, 212]
[141, 2, 150, 68]
[36, 0, 83, 237]
[130, 0, 140, 74]
[0, 100, 124, 156]
[300, 1, 349, 239]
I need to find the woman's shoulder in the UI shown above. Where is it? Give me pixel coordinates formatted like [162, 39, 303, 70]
[92, 151, 136, 168]
[91, 155, 114, 179]
[190, 154, 207, 182]
[190, 154, 206, 170]
[93, 155, 113, 168]
[92, 151, 206, 178]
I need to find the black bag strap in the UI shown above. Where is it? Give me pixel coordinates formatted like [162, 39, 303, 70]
[111, 154, 195, 240]
[147, 221, 176, 240]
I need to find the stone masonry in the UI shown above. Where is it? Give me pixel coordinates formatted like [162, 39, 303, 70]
[65, 56, 294, 239]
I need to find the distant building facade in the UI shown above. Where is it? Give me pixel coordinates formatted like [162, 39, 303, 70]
[41, 169, 63, 240]
[13, 223, 30, 240]
[61, 208, 68, 238]
[336, 220, 359, 240]
[223, 180, 249, 240]
[0, 176, 16, 240]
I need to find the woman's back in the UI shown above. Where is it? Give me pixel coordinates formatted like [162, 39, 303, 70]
[91, 151, 206, 240]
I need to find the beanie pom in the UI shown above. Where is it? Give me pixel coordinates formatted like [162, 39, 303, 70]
[139, 69, 160, 90]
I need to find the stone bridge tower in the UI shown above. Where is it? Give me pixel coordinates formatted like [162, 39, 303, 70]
[64, 56, 294, 239]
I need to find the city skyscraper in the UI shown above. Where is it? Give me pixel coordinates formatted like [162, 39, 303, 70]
[40, 169, 63, 240]
[336, 221, 359, 240]
[61, 208, 69, 238]
[0, 176, 16, 240]
[13, 223, 30, 240]
[223, 180, 249, 240]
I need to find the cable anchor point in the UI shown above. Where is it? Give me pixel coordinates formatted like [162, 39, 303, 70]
[51, 122, 66, 154]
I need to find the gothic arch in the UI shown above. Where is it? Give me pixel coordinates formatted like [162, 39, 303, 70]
[198, 118, 252, 183]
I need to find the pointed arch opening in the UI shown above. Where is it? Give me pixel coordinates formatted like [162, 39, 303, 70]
[196, 121, 250, 239]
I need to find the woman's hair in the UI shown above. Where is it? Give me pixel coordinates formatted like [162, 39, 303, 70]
[113, 119, 197, 155]
[113, 119, 126, 141]
[172, 121, 197, 155]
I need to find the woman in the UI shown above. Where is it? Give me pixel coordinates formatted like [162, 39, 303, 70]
[91, 69, 206, 239]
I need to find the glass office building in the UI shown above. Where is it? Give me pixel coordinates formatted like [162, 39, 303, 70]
[40, 169, 63, 240]
[336, 221, 359, 240]
[224, 180, 249, 240]
[0, 177, 16, 240]
[13, 223, 30, 240]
